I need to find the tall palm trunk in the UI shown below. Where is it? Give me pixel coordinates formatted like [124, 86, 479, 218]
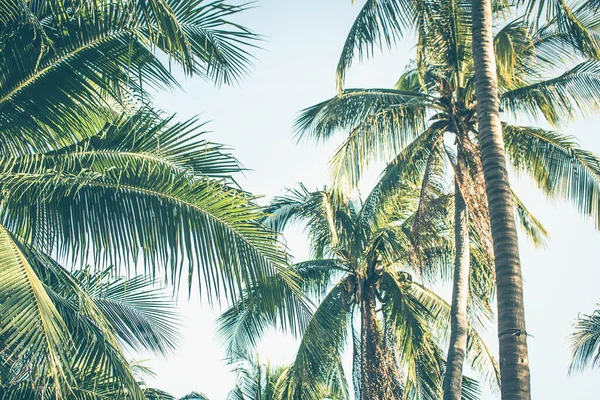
[360, 283, 402, 399]
[471, 0, 531, 398]
[443, 179, 470, 400]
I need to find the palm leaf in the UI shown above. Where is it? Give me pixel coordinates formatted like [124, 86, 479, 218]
[503, 123, 600, 227]
[500, 60, 600, 125]
[0, 224, 70, 398]
[336, 0, 431, 91]
[569, 304, 600, 373]
[276, 280, 349, 400]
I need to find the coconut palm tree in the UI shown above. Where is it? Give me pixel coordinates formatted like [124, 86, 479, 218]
[473, 2, 600, 395]
[0, 262, 181, 400]
[0, 1, 308, 396]
[569, 302, 600, 374]
[333, 1, 600, 398]
[220, 182, 494, 400]
[470, 0, 531, 396]
[296, 3, 600, 398]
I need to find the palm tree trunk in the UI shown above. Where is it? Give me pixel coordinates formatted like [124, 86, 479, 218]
[443, 180, 470, 400]
[360, 284, 383, 400]
[471, 0, 531, 398]
[360, 284, 402, 399]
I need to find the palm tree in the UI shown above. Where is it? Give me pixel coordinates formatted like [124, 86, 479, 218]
[296, 2, 600, 398]
[569, 302, 600, 374]
[470, 0, 532, 396]
[0, 263, 181, 400]
[220, 183, 494, 400]
[0, 1, 308, 395]
[474, 2, 600, 395]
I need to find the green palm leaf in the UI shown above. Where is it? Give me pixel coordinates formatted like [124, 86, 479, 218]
[336, 0, 429, 91]
[276, 281, 349, 400]
[500, 60, 600, 125]
[503, 123, 600, 227]
[0, 111, 298, 303]
[569, 303, 600, 373]
[0, 224, 70, 398]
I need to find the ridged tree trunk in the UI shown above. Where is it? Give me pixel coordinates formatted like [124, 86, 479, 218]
[471, 0, 531, 398]
[443, 179, 470, 400]
[360, 283, 402, 400]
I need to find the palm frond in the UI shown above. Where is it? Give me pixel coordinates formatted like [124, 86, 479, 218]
[216, 274, 312, 359]
[500, 60, 600, 125]
[295, 89, 430, 143]
[83, 272, 181, 356]
[0, 0, 258, 155]
[512, 189, 549, 247]
[0, 224, 70, 398]
[503, 123, 600, 227]
[1, 112, 297, 303]
[495, 17, 537, 90]
[18, 247, 150, 400]
[381, 273, 445, 399]
[570, 304, 600, 373]
[292, 259, 349, 298]
[336, 0, 429, 91]
[264, 185, 352, 259]
[525, 0, 600, 61]
[276, 280, 349, 400]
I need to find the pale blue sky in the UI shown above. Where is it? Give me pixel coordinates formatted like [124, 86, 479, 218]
[143, 1, 600, 398]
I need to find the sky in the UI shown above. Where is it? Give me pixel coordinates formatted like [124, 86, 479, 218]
[141, 1, 600, 398]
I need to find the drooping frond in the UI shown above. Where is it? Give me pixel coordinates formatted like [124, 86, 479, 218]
[503, 123, 600, 227]
[0, 238, 159, 399]
[381, 273, 445, 400]
[569, 303, 600, 373]
[2, 108, 242, 184]
[525, 0, 600, 61]
[264, 184, 353, 259]
[336, 0, 423, 91]
[512, 189, 549, 247]
[295, 89, 432, 190]
[79, 271, 181, 356]
[0, 224, 70, 397]
[295, 89, 430, 143]
[460, 376, 482, 400]
[495, 17, 537, 90]
[275, 280, 350, 400]
[500, 60, 600, 125]
[216, 275, 311, 359]
[292, 259, 350, 298]
[162, 0, 259, 84]
[365, 125, 446, 204]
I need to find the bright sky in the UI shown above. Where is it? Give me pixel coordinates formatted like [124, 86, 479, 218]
[142, 1, 600, 398]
